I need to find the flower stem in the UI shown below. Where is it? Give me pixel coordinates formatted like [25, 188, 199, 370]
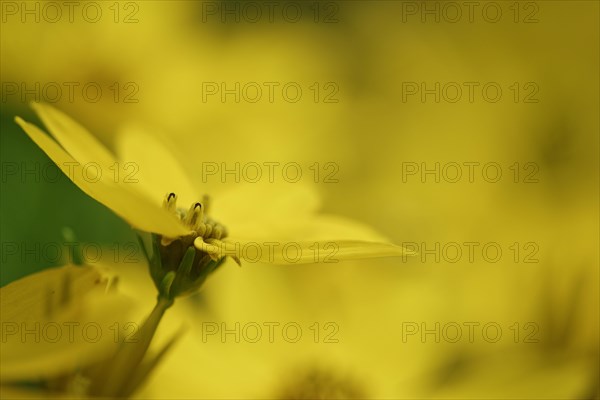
[90, 296, 174, 397]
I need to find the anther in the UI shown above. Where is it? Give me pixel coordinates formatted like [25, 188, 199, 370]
[163, 192, 178, 214]
[184, 202, 204, 230]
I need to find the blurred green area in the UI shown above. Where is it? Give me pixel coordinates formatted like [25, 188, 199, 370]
[0, 0, 598, 398]
[0, 105, 135, 285]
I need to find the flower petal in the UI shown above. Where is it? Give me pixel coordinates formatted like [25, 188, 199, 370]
[0, 264, 110, 323]
[115, 124, 199, 208]
[219, 240, 416, 265]
[0, 265, 134, 382]
[212, 183, 321, 225]
[1, 294, 133, 382]
[31, 102, 117, 168]
[15, 117, 191, 237]
[229, 213, 391, 243]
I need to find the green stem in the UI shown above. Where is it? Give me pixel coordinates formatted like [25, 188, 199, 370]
[91, 296, 174, 397]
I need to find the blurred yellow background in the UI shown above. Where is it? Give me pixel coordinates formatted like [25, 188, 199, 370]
[1, 1, 598, 398]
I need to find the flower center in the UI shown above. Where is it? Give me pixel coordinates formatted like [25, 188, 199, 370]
[162, 192, 228, 241]
[148, 192, 237, 298]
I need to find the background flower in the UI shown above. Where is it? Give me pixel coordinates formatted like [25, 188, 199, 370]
[0, 264, 135, 396]
[1, 1, 597, 398]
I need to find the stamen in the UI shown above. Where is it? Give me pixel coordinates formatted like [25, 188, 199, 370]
[184, 202, 204, 230]
[205, 238, 242, 266]
[193, 237, 240, 266]
[195, 202, 204, 221]
[193, 237, 223, 261]
[153, 192, 233, 299]
[162, 192, 178, 214]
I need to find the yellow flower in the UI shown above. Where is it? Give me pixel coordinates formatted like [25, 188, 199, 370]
[15, 103, 413, 299]
[424, 264, 599, 399]
[0, 261, 192, 398]
[0, 264, 134, 397]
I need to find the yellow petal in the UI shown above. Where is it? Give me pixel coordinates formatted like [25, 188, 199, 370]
[1, 294, 134, 383]
[0, 265, 134, 382]
[212, 183, 321, 225]
[31, 102, 116, 168]
[115, 124, 199, 208]
[230, 213, 391, 243]
[213, 184, 396, 251]
[221, 240, 415, 265]
[0, 264, 110, 323]
[14, 117, 190, 237]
